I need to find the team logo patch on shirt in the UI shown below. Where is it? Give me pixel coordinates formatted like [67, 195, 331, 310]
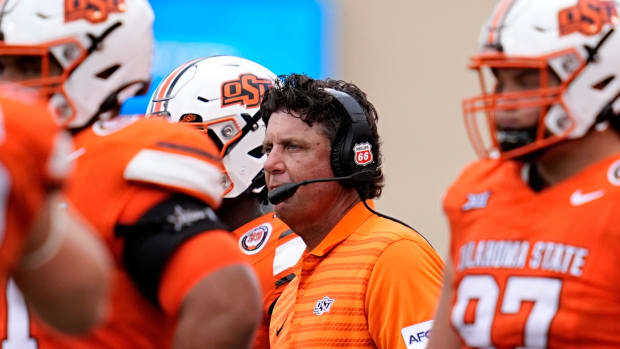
[461, 190, 492, 211]
[353, 142, 373, 166]
[313, 296, 335, 316]
[401, 320, 433, 349]
[239, 223, 272, 255]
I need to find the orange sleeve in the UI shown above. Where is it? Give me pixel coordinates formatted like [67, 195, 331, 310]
[158, 230, 250, 316]
[252, 320, 270, 349]
[366, 239, 444, 349]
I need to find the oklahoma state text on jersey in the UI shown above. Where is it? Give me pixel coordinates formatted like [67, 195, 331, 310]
[20, 116, 244, 348]
[443, 156, 620, 348]
[233, 212, 305, 349]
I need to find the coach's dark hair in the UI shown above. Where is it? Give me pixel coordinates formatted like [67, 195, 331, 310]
[260, 74, 384, 199]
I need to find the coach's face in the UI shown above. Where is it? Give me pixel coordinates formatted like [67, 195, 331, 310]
[263, 111, 346, 229]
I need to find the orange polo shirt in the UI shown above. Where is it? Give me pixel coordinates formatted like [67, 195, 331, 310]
[269, 201, 444, 349]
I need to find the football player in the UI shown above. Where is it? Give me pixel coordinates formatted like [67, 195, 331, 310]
[0, 1, 262, 348]
[146, 55, 306, 349]
[428, 0, 620, 348]
[0, 88, 111, 337]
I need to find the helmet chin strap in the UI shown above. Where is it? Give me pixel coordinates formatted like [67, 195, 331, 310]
[497, 126, 537, 152]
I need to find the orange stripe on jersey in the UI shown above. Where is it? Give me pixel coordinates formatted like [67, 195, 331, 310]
[488, 0, 514, 45]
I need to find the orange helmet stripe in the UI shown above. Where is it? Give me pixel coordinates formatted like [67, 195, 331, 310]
[488, 0, 515, 45]
[152, 58, 203, 113]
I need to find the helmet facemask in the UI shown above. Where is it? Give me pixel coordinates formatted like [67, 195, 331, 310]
[0, 38, 87, 124]
[463, 52, 575, 160]
[0, 0, 154, 129]
[465, 0, 620, 160]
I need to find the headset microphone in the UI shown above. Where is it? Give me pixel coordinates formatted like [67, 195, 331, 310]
[267, 170, 377, 205]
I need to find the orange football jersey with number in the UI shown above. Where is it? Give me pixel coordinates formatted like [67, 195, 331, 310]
[443, 155, 620, 348]
[10, 116, 242, 349]
[0, 92, 71, 347]
[232, 213, 305, 349]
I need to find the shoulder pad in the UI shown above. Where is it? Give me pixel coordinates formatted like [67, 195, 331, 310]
[124, 149, 225, 207]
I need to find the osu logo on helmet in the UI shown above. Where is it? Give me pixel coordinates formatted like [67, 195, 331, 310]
[65, 0, 127, 23]
[558, 0, 618, 37]
[221, 74, 273, 108]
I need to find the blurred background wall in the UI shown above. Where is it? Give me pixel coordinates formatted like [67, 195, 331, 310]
[335, 0, 498, 257]
[124, 0, 499, 258]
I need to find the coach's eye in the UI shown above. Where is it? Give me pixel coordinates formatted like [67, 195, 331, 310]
[285, 144, 300, 152]
[262, 144, 272, 155]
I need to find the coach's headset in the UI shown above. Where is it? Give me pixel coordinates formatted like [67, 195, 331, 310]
[267, 88, 379, 204]
[327, 88, 380, 195]
[266, 88, 432, 247]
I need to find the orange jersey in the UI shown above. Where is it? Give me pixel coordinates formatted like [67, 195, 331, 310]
[269, 201, 444, 349]
[14, 116, 244, 348]
[443, 156, 620, 348]
[233, 212, 305, 349]
[0, 92, 67, 274]
[0, 91, 71, 346]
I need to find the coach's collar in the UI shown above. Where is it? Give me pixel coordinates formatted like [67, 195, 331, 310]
[309, 200, 375, 257]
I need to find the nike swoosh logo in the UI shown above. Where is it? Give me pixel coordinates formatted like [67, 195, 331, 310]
[570, 189, 604, 206]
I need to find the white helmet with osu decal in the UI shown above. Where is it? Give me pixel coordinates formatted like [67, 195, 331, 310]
[463, 0, 620, 159]
[0, 0, 153, 129]
[146, 55, 277, 199]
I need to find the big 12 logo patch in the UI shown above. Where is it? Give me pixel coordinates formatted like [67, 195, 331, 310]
[221, 74, 273, 108]
[65, 0, 126, 23]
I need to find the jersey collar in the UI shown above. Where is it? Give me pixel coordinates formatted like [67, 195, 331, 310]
[309, 200, 375, 257]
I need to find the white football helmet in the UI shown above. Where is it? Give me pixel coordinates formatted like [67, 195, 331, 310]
[463, 0, 620, 159]
[146, 56, 277, 199]
[0, 0, 153, 128]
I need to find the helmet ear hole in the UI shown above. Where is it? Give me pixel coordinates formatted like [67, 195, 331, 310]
[95, 64, 120, 80]
[247, 145, 264, 159]
[592, 75, 616, 90]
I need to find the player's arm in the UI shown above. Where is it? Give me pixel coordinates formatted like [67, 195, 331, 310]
[12, 192, 112, 334]
[427, 258, 461, 349]
[117, 189, 262, 349]
[166, 253, 262, 349]
[366, 239, 444, 349]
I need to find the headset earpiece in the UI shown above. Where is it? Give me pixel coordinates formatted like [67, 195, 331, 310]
[323, 88, 378, 194]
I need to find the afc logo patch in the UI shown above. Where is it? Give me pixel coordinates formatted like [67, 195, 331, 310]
[313, 296, 335, 316]
[401, 320, 433, 349]
[353, 142, 373, 166]
[239, 223, 272, 255]
[221, 74, 273, 108]
[65, 0, 126, 23]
